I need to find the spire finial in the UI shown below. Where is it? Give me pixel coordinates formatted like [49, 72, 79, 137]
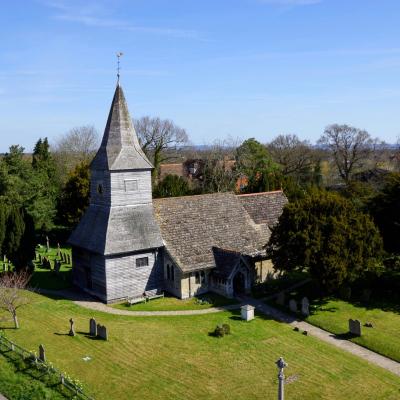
[116, 52, 124, 84]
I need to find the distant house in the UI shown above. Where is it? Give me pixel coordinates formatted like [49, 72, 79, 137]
[69, 84, 287, 303]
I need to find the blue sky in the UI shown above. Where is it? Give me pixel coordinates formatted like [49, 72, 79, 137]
[1, 0, 400, 152]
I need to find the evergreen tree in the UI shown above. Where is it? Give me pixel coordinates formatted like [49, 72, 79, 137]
[0, 201, 8, 255]
[3, 206, 25, 266]
[267, 189, 383, 293]
[153, 175, 191, 198]
[57, 161, 90, 227]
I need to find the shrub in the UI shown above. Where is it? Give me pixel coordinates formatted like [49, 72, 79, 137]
[222, 324, 231, 335]
[213, 325, 225, 338]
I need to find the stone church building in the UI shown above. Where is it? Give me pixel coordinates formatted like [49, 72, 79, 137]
[69, 84, 287, 303]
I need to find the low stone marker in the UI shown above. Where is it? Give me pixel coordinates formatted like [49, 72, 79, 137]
[276, 292, 285, 306]
[349, 319, 361, 336]
[97, 324, 108, 340]
[39, 344, 46, 362]
[69, 318, 76, 337]
[89, 318, 97, 336]
[241, 304, 255, 321]
[289, 299, 297, 313]
[54, 260, 61, 275]
[301, 297, 310, 316]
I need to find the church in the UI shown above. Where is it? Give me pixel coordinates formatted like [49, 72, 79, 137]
[68, 83, 287, 303]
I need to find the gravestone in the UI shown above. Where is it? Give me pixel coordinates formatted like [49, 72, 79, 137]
[301, 297, 310, 316]
[97, 324, 108, 340]
[46, 236, 50, 252]
[54, 260, 61, 275]
[276, 292, 285, 306]
[39, 344, 46, 362]
[69, 318, 76, 336]
[57, 243, 61, 258]
[348, 319, 361, 336]
[89, 318, 97, 336]
[289, 299, 297, 313]
[240, 304, 255, 321]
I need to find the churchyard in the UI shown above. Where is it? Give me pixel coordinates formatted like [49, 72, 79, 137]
[270, 281, 400, 363]
[1, 291, 400, 399]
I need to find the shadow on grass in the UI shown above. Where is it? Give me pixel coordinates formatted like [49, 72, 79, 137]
[333, 332, 360, 340]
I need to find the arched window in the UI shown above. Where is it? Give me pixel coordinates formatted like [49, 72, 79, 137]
[195, 272, 200, 284]
[167, 264, 170, 280]
[171, 265, 175, 282]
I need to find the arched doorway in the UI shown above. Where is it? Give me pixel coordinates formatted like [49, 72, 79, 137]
[233, 271, 246, 296]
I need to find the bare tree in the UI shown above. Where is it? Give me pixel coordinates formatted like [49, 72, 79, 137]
[0, 271, 31, 329]
[268, 134, 316, 175]
[134, 116, 189, 178]
[52, 126, 99, 179]
[318, 124, 373, 182]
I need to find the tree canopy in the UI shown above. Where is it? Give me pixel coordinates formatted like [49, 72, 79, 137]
[267, 190, 383, 292]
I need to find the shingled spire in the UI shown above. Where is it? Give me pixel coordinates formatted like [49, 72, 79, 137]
[91, 84, 152, 171]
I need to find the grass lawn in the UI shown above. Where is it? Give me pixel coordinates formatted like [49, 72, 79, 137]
[0, 352, 64, 400]
[112, 293, 239, 311]
[1, 292, 400, 399]
[29, 246, 72, 290]
[305, 298, 400, 363]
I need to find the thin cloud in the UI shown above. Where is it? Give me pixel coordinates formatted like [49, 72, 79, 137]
[41, 0, 201, 39]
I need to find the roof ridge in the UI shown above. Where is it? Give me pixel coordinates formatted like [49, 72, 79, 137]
[237, 190, 284, 197]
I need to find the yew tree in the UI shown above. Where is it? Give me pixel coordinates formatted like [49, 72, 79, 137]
[267, 190, 383, 292]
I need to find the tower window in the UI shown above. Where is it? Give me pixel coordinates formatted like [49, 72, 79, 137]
[97, 183, 103, 195]
[124, 179, 138, 192]
[136, 257, 149, 268]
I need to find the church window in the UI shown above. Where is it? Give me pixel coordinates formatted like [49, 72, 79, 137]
[195, 272, 200, 284]
[200, 271, 205, 284]
[136, 257, 149, 268]
[167, 264, 170, 280]
[171, 266, 175, 281]
[124, 179, 138, 192]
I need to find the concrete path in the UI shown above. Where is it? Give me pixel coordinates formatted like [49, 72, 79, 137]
[243, 297, 400, 377]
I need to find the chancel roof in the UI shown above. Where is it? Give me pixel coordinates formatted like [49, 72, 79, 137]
[153, 192, 287, 272]
[91, 84, 153, 171]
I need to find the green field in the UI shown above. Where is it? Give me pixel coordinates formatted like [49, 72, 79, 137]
[1, 291, 400, 400]
[306, 298, 400, 362]
[112, 293, 238, 311]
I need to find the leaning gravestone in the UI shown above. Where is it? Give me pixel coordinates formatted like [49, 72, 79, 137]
[301, 297, 310, 316]
[69, 318, 76, 336]
[349, 319, 361, 336]
[289, 299, 297, 313]
[276, 292, 285, 306]
[97, 324, 108, 340]
[39, 344, 46, 362]
[89, 318, 97, 336]
[54, 260, 61, 275]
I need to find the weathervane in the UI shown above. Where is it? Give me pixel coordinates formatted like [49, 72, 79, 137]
[116, 52, 124, 84]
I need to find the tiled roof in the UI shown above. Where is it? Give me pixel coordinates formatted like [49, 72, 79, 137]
[238, 190, 288, 227]
[153, 192, 279, 272]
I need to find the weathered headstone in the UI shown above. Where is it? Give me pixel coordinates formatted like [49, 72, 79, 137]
[97, 324, 108, 340]
[240, 304, 255, 321]
[39, 344, 46, 362]
[69, 318, 76, 336]
[276, 292, 285, 306]
[54, 260, 61, 275]
[289, 299, 297, 313]
[301, 297, 310, 316]
[348, 319, 361, 336]
[89, 318, 97, 336]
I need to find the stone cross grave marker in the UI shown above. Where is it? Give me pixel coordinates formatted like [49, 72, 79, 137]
[289, 299, 297, 313]
[69, 318, 76, 336]
[301, 297, 310, 316]
[97, 324, 108, 340]
[348, 319, 361, 336]
[39, 344, 46, 362]
[276, 292, 285, 306]
[89, 318, 97, 336]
